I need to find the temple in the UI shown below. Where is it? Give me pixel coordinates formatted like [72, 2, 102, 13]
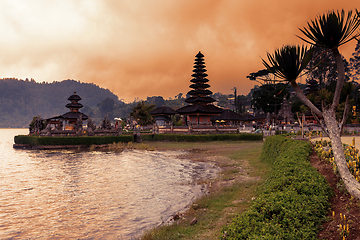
[46, 92, 89, 130]
[177, 51, 223, 125]
[150, 106, 177, 126]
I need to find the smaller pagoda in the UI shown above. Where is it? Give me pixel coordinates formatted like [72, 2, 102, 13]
[46, 92, 88, 130]
[62, 92, 88, 122]
[177, 51, 223, 125]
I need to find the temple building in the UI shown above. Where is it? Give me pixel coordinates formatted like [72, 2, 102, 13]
[277, 97, 295, 124]
[150, 106, 177, 126]
[46, 92, 89, 130]
[210, 109, 242, 126]
[177, 51, 223, 125]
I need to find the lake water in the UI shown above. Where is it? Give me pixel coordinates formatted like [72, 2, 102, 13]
[0, 129, 218, 239]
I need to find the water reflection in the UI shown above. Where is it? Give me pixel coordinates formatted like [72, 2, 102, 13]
[0, 129, 218, 239]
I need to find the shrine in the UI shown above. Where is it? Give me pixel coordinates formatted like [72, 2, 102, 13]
[150, 106, 177, 126]
[46, 92, 89, 130]
[177, 51, 223, 125]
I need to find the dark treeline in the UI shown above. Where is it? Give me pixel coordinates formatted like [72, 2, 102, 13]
[0, 78, 248, 128]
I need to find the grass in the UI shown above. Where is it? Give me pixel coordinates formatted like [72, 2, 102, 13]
[137, 141, 269, 240]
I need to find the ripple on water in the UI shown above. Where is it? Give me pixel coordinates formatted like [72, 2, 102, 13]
[0, 129, 219, 239]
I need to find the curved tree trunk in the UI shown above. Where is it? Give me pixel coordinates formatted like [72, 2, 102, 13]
[323, 108, 360, 199]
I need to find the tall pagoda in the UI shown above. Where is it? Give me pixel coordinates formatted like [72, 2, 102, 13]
[177, 51, 223, 125]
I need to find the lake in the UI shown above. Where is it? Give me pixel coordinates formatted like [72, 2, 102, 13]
[0, 129, 218, 239]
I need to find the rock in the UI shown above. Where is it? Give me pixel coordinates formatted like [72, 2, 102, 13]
[189, 217, 197, 225]
[173, 213, 180, 220]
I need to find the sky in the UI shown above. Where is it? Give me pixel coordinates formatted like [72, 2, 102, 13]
[0, 0, 358, 102]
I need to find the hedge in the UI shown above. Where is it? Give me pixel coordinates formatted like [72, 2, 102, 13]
[14, 133, 262, 146]
[141, 133, 263, 142]
[14, 135, 133, 146]
[222, 135, 332, 239]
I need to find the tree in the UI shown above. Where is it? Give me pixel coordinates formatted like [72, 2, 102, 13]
[306, 46, 338, 89]
[130, 101, 156, 126]
[350, 40, 360, 82]
[146, 96, 165, 107]
[261, 10, 360, 199]
[29, 115, 44, 133]
[97, 98, 115, 118]
[251, 83, 288, 113]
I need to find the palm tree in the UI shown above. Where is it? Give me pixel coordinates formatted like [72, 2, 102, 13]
[262, 10, 360, 199]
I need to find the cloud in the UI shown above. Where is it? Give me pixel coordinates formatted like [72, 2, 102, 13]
[0, 0, 357, 102]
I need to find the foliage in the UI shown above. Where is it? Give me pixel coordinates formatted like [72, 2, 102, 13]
[141, 133, 263, 142]
[130, 101, 156, 126]
[305, 46, 351, 88]
[97, 97, 115, 119]
[350, 40, 360, 82]
[146, 96, 166, 107]
[252, 83, 289, 113]
[222, 136, 332, 239]
[254, 9, 360, 200]
[298, 10, 360, 49]
[262, 45, 314, 83]
[14, 135, 133, 146]
[29, 115, 45, 131]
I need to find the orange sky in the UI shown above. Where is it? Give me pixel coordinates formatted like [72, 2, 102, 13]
[0, 0, 358, 102]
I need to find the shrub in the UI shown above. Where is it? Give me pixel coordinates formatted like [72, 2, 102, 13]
[141, 133, 263, 142]
[14, 135, 133, 146]
[14, 133, 262, 146]
[222, 135, 332, 239]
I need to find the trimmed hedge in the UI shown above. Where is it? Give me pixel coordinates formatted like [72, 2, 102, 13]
[14, 135, 133, 146]
[141, 133, 263, 142]
[222, 135, 332, 239]
[14, 133, 262, 146]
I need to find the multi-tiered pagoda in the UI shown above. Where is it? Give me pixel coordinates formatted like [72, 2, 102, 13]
[177, 51, 223, 125]
[46, 92, 88, 130]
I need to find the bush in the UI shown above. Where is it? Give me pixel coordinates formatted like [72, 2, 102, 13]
[141, 133, 263, 142]
[14, 133, 262, 147]
[222, 135, 332, 239]
[14, 135, 133, 146]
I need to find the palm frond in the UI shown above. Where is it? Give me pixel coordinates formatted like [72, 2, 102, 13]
[262, 45, 312, 82]
[297, 9, 360, 49]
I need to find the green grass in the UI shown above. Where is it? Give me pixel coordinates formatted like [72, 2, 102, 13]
[140, 141, 268, 240]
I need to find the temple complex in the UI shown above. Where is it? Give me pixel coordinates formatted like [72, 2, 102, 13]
[177, 51, 223, 125]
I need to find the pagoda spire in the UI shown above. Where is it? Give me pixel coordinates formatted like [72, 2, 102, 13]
[185, 51, 215, 105]
[176, 51, 223, 126]
[66, 92, 83, 112]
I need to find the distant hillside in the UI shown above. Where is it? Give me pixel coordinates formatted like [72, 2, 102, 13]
[0, 78, 251, 128]
[0, 78, 119, 128]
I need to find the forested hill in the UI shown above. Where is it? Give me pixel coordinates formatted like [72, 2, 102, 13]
[0, 78, 119, 128]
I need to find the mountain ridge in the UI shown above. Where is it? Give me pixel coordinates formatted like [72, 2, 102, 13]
[0, 78, 119, 128]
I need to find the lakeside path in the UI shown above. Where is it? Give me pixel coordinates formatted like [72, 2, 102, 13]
[311, 136, 360, 149]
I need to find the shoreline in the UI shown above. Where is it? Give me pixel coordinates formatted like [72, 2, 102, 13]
[13, 140, 265, 239]
[137, 141, 265, 239]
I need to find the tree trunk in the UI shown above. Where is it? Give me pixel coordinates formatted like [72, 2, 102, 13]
[323, 108, 360, 199]
[302, 112, 305, 138]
